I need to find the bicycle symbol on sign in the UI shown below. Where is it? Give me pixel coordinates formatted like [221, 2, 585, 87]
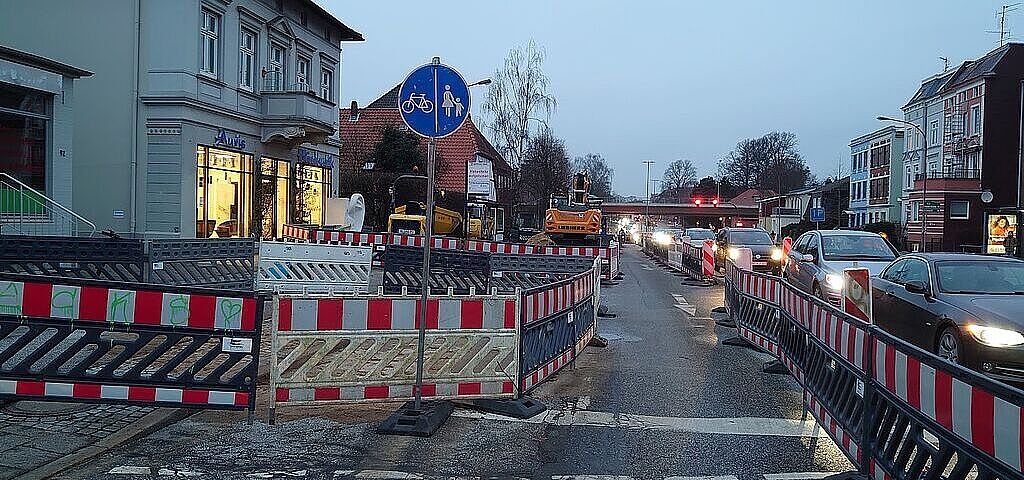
[401, 93, 434, 114]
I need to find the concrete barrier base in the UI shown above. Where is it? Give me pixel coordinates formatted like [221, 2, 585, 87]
[469, 396, 547, 419]
[377, 400, 454, 437]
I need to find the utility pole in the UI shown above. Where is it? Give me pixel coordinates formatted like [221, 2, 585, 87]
[643, 160, 655, 233]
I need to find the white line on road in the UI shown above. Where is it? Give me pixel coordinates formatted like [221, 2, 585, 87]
[763, 473, 842, 480]
[664, 476, 741, 480]
[108, 466, 151, 475]
[451, 408, 830, 438]
[672, 294, 697, 316]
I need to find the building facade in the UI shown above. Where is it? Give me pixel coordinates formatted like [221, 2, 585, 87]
[899, 43, 1024, 252]
[0, 46, 91, 234]
[0, 0, 362, 238]
[848, 126, 904, 227]
[757, 186, 815, 238]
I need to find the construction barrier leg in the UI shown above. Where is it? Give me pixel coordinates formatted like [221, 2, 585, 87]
[468, 396, 547, 419]
[722, 336, 757, 349]
[377, 400, 455, 437]
[761, 360, 789, 375]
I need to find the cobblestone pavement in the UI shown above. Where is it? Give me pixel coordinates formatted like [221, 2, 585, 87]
[0, 401, 153, 479]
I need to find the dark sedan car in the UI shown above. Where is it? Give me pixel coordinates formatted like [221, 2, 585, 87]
[713, 227, 783, 274]
[872, 254, 1024, 384]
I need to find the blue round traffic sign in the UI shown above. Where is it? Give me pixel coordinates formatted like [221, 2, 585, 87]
[398, 62, 471, 138]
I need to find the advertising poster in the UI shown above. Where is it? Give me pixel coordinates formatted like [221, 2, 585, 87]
[985, 213, 1018, 254]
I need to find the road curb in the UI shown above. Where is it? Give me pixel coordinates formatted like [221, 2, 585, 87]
[15, 407, 196, 480]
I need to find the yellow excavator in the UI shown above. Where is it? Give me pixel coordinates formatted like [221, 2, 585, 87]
[527, 172, 603, 246]
[386, 175, 505, 240]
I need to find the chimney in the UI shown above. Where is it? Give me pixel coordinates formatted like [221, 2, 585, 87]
[348, 101, 359, 122]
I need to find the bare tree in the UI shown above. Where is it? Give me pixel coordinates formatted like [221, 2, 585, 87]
[520, 128, 570, 205]
[482, 41, 557, 201]
[722, 131, 811, 193]
[572, 153, 614, 199]
[662, 159, 697, 191]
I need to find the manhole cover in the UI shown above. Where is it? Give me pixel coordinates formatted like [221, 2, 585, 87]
[3, 401, 95, 416]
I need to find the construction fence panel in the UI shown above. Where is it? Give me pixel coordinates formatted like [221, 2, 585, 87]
[0, 235, 257, 292]
[0, 273, 263, 411]
[0, 235, 145, 283]
[725, 260, 1024, 480]
[257, 241, 372, 295]
[270, 292, 519, 407]
[382, 246, 491, 295]
[146, 238, 255, 291]
[518, 259, 600, 393]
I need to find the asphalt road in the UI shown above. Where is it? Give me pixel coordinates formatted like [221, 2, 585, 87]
[68, 245, 851, 480]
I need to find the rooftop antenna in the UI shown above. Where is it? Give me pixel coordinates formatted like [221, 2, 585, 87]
[987, 4, 1021, 47]
[939, 56, 950, 72]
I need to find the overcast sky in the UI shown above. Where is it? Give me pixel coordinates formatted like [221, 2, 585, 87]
[325, 0, 1017, 197]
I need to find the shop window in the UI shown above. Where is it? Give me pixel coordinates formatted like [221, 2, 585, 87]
[257, 158, 290, 239]
[293, 163, 330, 226]
[196, 146, 253, 238]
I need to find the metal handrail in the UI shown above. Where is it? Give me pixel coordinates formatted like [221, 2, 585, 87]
[0, 172, 96, 237]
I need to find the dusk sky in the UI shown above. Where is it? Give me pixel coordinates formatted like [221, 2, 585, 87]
[325, 1, 1018, 197]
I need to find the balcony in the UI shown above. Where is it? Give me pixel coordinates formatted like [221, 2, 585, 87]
[912, 167, 981, 191]
[914, 168, 980, 182]
[259, 72, 338, 147]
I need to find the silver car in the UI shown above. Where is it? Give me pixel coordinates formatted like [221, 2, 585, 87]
[683, 228, 715, 248]
[784, 230, 898, 306]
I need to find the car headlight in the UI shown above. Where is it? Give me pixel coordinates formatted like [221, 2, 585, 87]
[824, 273, 845, 291]
[966, 325, 1024, 347]
[770, 247, 783, 262]
[727, 247, 739, 260]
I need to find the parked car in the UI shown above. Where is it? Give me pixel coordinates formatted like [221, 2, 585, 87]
[784, 230, 898, 306]
[872, 254, 1024, 384]
[682, 228, 715, 248]
[714, 227, 782, 274]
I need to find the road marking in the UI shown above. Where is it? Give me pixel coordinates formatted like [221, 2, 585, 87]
[353, 471, 424, 479]
[157, 468, 203, 477]
[575, 395, 591, 411]
[671, 294, 697, 316]
[249, 470, 308, 478]
[552, 476, 633, 480]
[108, 466, 151, 475]
[664, 476, 740, 480]
[763, 473, 842, 480]
[452, 408, 829, 437]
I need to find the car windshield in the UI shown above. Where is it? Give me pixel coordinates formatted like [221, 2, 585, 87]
[820, 234, 895, 260]
[730, 231, 772, 245]
[936, 260, 1024, 294]
[686, 230, 714, 240]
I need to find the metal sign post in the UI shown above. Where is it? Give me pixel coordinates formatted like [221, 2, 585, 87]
[379, 57, 471, 437]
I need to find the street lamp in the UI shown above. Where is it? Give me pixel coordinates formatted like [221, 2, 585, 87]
[878, 115, 929, 252]
[468, 78, 492, 87]
[643, 160, 655, 233]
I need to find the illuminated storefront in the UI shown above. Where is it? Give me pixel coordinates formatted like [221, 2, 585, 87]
[293, 162, 330, 226]
[258, 158, 290, 239]
[196, 145, 254, 238]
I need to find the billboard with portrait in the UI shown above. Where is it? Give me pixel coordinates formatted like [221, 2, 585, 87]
[985, 212, 1018, 254]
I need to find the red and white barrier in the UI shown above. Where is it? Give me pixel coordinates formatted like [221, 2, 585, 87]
[0, 379, 250, 407]
[276, 296, 516, 331]
[702, 240, 715, 278]
[0, 279, 257, 331]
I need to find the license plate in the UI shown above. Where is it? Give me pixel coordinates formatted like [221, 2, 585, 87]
[753, 261, 767, 266]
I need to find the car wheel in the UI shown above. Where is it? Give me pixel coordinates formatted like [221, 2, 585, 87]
[937, 327, 962, 365]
